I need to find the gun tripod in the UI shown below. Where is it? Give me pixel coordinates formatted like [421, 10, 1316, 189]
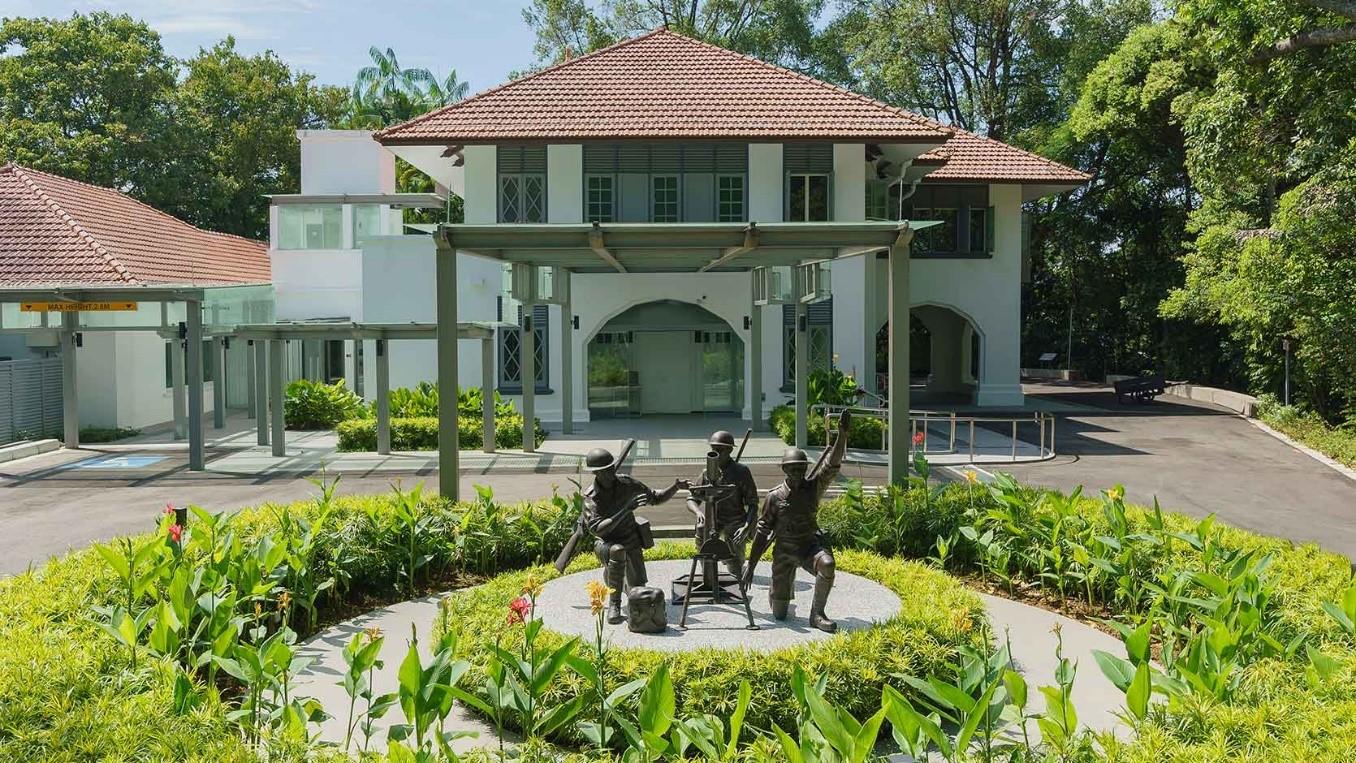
[671, 452, 759, 630]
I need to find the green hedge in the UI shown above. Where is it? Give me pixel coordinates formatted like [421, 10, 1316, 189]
[1257, 397, 1356, 469]
[439, 545, 982, 737]
[334, 414, 547, 451]
[768, 403, 887, 449]
[283, 378, 369, 430]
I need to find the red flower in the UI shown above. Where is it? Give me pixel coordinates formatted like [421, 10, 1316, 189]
[506, 596, 531, 625]
[163, 503, 175, 516]
[912, 432, 925, 446]
[167, 524, 183, 543]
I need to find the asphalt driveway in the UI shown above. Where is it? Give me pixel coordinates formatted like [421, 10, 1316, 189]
[994, 385, 1356, 561]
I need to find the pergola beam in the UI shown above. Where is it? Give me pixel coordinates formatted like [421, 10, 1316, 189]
[587, 224, 627, 273]
[699, 223, 759, 272]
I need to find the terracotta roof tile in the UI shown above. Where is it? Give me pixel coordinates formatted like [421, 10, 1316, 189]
[376, 29, 952, 144]
[0, 164, 270, 287]
[917, 129, 1091, 184]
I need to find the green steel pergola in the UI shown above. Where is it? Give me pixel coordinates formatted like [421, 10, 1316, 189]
[435, 220, 925, 500]
[231, 321, 498, 459]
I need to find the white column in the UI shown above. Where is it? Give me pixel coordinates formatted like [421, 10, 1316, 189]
[977, 184, 1024, 406]
[462, 146, 498, 224]
[748, 144, 784, 222]
[831, 144, 872, 389]
[186, 301, 205, 471]
[60, 311, 79, 449]
[547, 145, 583, 223]
[245, 339, 256, 420]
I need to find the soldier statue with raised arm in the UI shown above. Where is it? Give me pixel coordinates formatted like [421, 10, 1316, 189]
[686, 430, 759, 579]
[741, 410, 852, 633]
[581, 447, 686, 624]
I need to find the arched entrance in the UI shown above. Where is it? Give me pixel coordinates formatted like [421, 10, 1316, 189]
[587, 300, 745, 418]
[875, 305, 982, 406]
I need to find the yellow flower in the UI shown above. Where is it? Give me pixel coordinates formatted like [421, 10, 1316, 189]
[364, 626, 383, 644]
[276, 591, 292, 612]
[586, 580, 613, 616]
[521, 572, 545, 600]
[1106, 485, 1124, 502]
[964, 470, 979, 485]
[950, 609, 975, 634]
[254, 602, 263, 620]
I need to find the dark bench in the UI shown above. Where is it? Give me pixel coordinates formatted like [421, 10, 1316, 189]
[1113, 374, 1167, 404]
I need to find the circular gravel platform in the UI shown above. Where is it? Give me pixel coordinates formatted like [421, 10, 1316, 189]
[535, 559, 903, 653]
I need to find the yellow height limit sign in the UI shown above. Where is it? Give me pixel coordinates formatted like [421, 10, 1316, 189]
[20, 301, 138, 313]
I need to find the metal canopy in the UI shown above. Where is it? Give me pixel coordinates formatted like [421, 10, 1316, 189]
[438, 221, 933, 272]
[231, 321, 497, 341]
[0, 284, 216, 304]
[267, 192, 447, 209]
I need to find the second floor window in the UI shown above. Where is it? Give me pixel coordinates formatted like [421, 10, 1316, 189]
[499, 174, 545, 223]
[717, 175, 745, 222]
[277, 205, 342, 249]
[787, 174, 829, 221]
[652, 175, 680, 222]
[586, 175, 614, 223]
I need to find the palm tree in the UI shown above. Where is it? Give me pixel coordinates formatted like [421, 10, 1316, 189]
[354, 46, 433, 105]
[422, 69, 470, 107]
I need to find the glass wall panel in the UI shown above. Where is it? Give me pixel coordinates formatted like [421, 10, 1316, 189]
[352, 204, 383, 245]
[278, 205, 342, 250]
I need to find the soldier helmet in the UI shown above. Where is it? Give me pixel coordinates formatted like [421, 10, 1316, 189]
[780, 447, 810, 466]
[708, 430, 736, 449]
[584, 447, 618, 472]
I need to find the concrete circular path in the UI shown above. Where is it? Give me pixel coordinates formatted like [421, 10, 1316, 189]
[292, 584, 1130, 750]
[535, 559, 902, 652]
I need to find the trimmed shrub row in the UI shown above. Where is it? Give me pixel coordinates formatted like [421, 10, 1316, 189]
[334, 414, 547, 451]
[768, 403, 888, 449]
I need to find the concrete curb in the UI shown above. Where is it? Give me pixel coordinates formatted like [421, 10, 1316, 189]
[0, 438, 61, 464]
[1246, 417, 1356, 485]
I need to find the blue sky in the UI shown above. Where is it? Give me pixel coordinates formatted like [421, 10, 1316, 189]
[0, 1, 540, 93]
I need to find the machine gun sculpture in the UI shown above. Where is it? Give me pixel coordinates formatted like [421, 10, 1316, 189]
[672, 447, 759, 630]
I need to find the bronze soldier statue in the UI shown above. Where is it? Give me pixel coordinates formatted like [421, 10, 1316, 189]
[581, 447, 686, 624]
[686, 430, 758, 579]
[742, 410, 852, 633]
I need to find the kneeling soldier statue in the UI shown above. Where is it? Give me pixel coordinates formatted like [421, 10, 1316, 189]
[686, 430, 758, 579]
[582, 447, 686, 624]
[742, 410, 851, 632]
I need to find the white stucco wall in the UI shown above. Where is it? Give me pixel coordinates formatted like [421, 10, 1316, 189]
[299, 130, 394, 195]
[864, 183, 1025, 406]
[547, 145, 583, 223]
[748, 144, 783, 223]
[463, 146, 497, 225]
[829, 144, 874, 388]
[270, 249, 365, 322]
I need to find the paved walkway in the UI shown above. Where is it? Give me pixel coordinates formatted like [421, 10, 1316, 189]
[291, 585, 1127, 753]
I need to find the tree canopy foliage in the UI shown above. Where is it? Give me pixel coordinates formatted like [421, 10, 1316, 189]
[0, 13, 343, 240]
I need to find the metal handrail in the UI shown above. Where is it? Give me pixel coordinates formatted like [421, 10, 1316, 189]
[810, 402, 1057, 463]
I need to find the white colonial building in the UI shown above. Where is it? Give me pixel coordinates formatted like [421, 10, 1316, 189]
[268, 29, 1086, 437]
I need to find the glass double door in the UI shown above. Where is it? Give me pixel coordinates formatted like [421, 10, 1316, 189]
[587, 329, 743, 417]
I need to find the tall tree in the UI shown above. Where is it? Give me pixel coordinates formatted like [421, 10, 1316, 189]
[520, 0, 826, 70]
[163, 38, 344, 239]
[827, 0, 1154, 142]
[0, 13, 177, 191]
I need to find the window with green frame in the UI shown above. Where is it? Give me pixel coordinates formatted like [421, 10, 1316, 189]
[586, 175, 615, 223]
[651, 175, 680, 222]
[717, 175, 745, 222]
[499, 174, 545, 223]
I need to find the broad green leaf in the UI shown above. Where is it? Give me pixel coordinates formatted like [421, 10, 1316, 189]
[1127, 661, 1151, 720]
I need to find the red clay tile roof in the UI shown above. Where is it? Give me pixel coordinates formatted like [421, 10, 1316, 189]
[376, 28, 952, 144]
[0, 164, 270, 287]
[917, 129, 1091, 184]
